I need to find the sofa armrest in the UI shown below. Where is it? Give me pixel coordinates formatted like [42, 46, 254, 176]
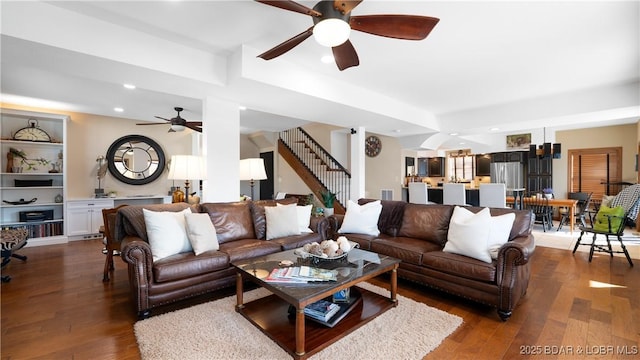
[496, 234, 535, 286]
[310, 216, 330, 240]
[326, 214, 345, 240]
[498, 234, 535, 266]
[120, 235, 154, 286]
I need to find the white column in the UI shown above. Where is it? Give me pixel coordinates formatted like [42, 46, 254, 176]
[201, 96, 240, 202]
[350, 126, 366, 201]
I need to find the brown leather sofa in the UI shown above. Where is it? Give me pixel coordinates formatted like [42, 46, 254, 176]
[329, 199, 535, 321]
[116, 198, 328, 318]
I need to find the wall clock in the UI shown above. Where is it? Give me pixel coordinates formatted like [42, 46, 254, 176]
[365, 135, 382, 157]
[13, 119, 51, 142]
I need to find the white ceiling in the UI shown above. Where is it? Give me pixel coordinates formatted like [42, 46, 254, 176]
[1, 0, 639, 152]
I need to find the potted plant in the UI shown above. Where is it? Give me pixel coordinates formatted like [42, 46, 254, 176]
[8, 147, 49, 171]
[320, 189, 337, 217]
[542, 188, 553, 199]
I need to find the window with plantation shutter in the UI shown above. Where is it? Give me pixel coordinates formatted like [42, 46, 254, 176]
[568, 147, 622, 201]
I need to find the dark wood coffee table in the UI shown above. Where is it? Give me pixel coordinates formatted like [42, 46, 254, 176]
[232, 248, 400, 359]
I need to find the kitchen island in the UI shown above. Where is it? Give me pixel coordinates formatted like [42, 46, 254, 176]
[427, 187, 480, 206]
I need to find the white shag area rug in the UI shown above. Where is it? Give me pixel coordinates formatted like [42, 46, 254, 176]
[134, 282, 463, 360]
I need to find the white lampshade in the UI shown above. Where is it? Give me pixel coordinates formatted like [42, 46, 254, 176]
[168, 155, 207, 180]
[313, 18, 351, 47]
[239, 158, 267, 181]
[170, 124, 186, 132]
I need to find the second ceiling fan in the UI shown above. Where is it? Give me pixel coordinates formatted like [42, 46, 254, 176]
[137, 107, 202, 133]
[256, 0, 440, 71]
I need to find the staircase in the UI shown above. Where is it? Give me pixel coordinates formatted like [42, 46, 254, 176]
[279, 127, 350, 214]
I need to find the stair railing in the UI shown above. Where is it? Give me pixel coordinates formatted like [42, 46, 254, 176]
[279, 127, 351, 207]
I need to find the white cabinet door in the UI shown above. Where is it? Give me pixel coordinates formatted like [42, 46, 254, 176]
[66, 199, 114, 239]
[67, 206, 93, 237]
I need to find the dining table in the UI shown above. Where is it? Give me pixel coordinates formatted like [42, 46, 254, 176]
[507, 196, 579, 233]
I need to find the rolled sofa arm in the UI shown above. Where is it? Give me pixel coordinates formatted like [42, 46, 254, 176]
[495, 233, 535, 287]
[326, 214, 345, 240]
[498, 234, 535, 266]
[310, 216, 330, 240]
[120, 235, 154, 314]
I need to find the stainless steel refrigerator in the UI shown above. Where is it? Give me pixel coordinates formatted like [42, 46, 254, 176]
[490, 162, 524, 191]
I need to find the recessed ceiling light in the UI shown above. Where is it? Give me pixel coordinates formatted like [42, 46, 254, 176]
[490, 127, 499, 131]
[114, 107, 124, 112]
[459, 142, 466, 145]
[449, 132, 458, 136]
[394, 129, 401, 133]
[123, 84, 136, 90]
[320, 54, 334, 64]
[239, 106, 247, 111]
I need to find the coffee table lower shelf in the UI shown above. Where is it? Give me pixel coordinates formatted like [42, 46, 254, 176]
[236, 286, 396, 359]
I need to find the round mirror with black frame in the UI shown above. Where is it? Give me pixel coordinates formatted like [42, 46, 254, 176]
[106, 135, 166, 185]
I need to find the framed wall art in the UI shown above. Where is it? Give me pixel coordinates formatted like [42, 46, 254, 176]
[506, 133, 531, 150]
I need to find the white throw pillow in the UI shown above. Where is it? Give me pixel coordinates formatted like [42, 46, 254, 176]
[337, 200, 382, 236]
[265, 203, 301, 240]
[277, 203, 313, 233]
[443, 206, 493, 263]
[143, 208, 192, 262]
[487, 212, 516, 260]
[601, 195, 615, 208]
[184, 212, 219, 255]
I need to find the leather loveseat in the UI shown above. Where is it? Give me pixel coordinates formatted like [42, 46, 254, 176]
[116, 198, 328, 318]
[329, 199, 535, 320]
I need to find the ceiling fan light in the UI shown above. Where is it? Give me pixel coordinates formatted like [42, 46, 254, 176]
[313, 19, 350, 47]
[171, 124, 186, 132]
[320, 54, 334, 63]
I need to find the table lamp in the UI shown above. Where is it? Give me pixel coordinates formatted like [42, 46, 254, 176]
[168, 155, 207, 203]
[239, 158, 267, 200]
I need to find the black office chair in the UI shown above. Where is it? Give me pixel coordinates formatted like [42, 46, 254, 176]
[557, 192, 592, 231]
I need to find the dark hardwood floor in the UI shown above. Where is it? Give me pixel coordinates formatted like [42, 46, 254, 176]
[1, 239, 638, 359]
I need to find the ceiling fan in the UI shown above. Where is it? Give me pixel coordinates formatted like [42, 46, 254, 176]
[255, 0, 439, 71]
[137, 107, 202, 133]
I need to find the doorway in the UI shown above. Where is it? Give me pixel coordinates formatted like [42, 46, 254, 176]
[260, 151, 274, 200]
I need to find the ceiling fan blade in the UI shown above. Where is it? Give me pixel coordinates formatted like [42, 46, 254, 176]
[333, 0, 363, 14]
[258, 27, 313, 60]
[350, 15, 440, 40]
[255, 1, 321, 17]
[154, 116, 172, 122]
[186, 123, 203, 132]
[186, 121, 203, 126]
[332, 40, 359, 71]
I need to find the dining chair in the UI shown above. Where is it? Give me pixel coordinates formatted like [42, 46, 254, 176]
[573, 205, 633, 266]
[101, 204, 128, 282]
[408, 182, 432, 204]
[557, 192, 592, 231]
[479, 183, 507, 208]
[526, 194, 553, 231]
[443, 183, 467, 206]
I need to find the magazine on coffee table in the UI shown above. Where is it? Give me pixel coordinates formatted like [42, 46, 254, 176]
[264, 266, 338, 283]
